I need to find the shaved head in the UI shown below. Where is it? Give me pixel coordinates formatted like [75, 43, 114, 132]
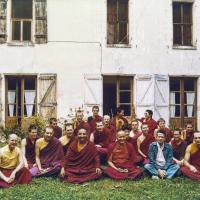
[8, 134, 18, 140]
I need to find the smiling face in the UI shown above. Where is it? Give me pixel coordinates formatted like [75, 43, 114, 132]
[141, 124, 149, 136]
[96, 121, 104, 132]
[131, 121, 139, 131]
[173, 130, 181, 141]
[29, 128, 38, 141]
[77, 129, 88, 144]
[186, 124, 193, 133]
[76, 112, 84, 122]
[103, 115, 110, 126]
[156, 132, 166, 145]
[194, 132, 200, 145]
[44, 127, 54, 142]
[65, 125, 74, 138]
[117, 130, 127, 144]
[8, 134, 18, 151]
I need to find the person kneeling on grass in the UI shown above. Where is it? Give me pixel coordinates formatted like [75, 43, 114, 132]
[0, 134, 32, 188]
[104, 130, 143, 180]
[144, 130, 180, 179]
[60, 128, 102, 184]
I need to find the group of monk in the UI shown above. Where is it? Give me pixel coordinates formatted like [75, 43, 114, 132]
[0, 106, 200, 188]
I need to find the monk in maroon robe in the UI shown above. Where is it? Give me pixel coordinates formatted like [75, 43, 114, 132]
[21, 125, 38, 169]
[181, 132, 200, 180]
[73, 110, 90, 136]
[59, 124, 75, 155]
[30, 126, 64, 177]
[139, 110, 157, 136]
[154, 118, 173, 143]
[103, 115, 116, 142]
[50, 117, 62, 139]
[182, 122, 194, 145]
[88, 106, 103, 132]
[104, 130, 143, 180]
[111, 107, 128, 130]
[60, 128, 102, 184]
[137, 123, 154, 164]
[0, 134, 32, 188]
[90, 121, 113, 164]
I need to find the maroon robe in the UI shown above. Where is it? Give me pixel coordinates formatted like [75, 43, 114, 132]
[181, 145, 200, 180]
[62, 136, 75, 155]
[171, 139, 187, 161]
[61, 141, 101, 184]
[88, 115, 103, 132]
[104, 142, 143, 180]
[0, 167, 32, 188]
[183, 130, 194, 145]
[73, 121, 91, 136]
[25, 137, 38, 168]
[140, 118, 157, 136]
[53, 126, 62, 139]
[32, 137, 64, 177]
[104, 124, 116, 142]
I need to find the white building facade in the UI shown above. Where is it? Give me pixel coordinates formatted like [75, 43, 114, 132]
[0, 0, 199, 130]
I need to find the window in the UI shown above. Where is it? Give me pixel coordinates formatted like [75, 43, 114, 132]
[5, 76, 37, 127]
[169, 78, 197, 129]
[11, 0, 33, 42]
[103, 76, 133, 116]
[173, 2, 193, 46]
[107, 0, 129, 45]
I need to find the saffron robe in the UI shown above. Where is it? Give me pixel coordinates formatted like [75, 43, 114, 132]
[61, 141, 101, 184]
[88, 115, 103, 132]
[110, 116, 128, 130]
[0, 146, 32, 188]
[30, 137, 64, 177]
[104, 142, 143, 180]
[140, 118, 157, 136]
[171, 139, 187, 161]
[53, 126, 62, 139]
[181, 144, 200, 180]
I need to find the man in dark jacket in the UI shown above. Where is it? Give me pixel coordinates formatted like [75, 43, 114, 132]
[144, 130, 179, 179]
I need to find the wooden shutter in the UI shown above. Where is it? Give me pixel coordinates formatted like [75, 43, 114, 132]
[84, 74, 103, 116]
[154, 75, 170, 124]
[35, 0, 47, 44]
[38, 74, 57, 119]
[0, 0, 7, 43]
[135, 75, 154, 118]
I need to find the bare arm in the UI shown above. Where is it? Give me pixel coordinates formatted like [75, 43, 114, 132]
[90, 133, 94, 143]
[137, 138, 147, 158]
[21, 139, 28, 168]
[11, 149, 24, 175]
[0, 151, 11, 182]
[107, 154, 118, 171]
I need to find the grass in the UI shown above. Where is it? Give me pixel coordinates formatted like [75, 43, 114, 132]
[0, 177, 200, 200]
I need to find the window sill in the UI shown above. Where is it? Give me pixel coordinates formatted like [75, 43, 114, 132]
[107, 44, 132, 48]
[172, 45, 197, 50]
[7, 41, 35, 47]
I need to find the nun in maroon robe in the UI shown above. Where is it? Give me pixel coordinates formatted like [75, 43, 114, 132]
[60, 128, 101, 184]
[104, 130, 143, 180]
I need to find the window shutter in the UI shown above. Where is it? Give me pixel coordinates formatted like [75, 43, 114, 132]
[38, 74, 57, 119]
[154, 75, 169, 124]
[0, 0, 7, 43]
[35, 0, 47, 44]
[84, 74, 103, 116]
[135, 75, 154, 118]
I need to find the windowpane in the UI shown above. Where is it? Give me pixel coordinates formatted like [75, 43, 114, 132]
[184, 105, 194, 117]
[119, 78, 130, 90]
[24, 78, 35, 90]
[107, 0, 117, 23]
[12, 21, 20, 41]
[173, 2, 181, 23]
[23, 21, 31, 41]
[183, 25, 192, 46]
[184, 80, 194, 91]
[8, 78, 17, 90]
[173, 25, 182, 45]
[170, 79, 180, 91]
[118, 0, 128, 21]
[12, 0, 32, 19]
[183, 3, 192, 24]
[170, 105, 180, 117]
[120, 92, 130, 103]
[118, 22, 128, 44]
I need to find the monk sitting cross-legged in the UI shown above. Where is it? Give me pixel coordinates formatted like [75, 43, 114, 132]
[21, 124, 39, 169]
[30, 126, 64, 177]
[0, 134, 32, 188]
[181, 132, 200, 181]
[60, 128, 102, 184]
[104, 130, 143, 180]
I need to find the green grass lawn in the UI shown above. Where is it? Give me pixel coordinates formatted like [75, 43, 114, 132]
[0, 177, 199, 200]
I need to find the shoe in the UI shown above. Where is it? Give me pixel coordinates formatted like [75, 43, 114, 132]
[152, 176, 159, 180]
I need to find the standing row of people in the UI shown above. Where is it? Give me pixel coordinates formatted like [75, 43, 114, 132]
[0, 106, 199, 188]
